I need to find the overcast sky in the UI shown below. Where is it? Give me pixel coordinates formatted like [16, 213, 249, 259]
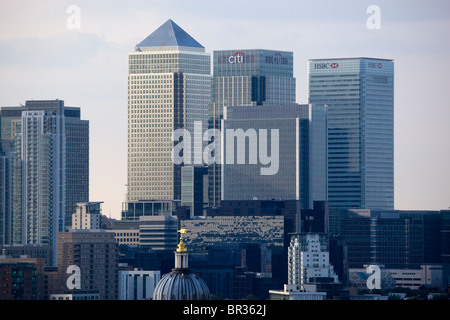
[0, 0, 449, 219]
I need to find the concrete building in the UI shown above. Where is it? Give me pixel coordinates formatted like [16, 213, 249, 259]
[0, 262, 38, 300]
[107, 220, 140, 247]
[57, 230, 118, 300]
[119, 269, 161, 300]
[50, 291, 99, 300]
[71, 202, 103, 230]
[348, 269, 396, 291]
[269, 284, 326, 300]
[288, 233, 339, 286]
[349, 264, 444, 290]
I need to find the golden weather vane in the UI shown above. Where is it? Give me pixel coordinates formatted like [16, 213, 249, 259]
[177, 224, 188, 252]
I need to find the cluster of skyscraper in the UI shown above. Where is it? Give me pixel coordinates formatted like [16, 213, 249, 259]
[0, 19, 408, 300]
[125, 19, 395, 214]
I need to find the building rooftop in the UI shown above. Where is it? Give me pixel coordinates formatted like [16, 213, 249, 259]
[309, 57, 393, 61]
[136, 19, 204, 49]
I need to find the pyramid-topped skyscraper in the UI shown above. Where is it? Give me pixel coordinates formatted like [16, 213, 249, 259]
[136, 19, 204, 49]
[126, 20, 211, 206]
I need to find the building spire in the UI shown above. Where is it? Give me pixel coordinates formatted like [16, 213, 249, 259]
[174, 224, 189, 270]
[177, 225, 188, 252]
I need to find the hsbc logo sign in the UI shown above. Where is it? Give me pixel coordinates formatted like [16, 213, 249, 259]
[314, 62, 339, 69]
[368, 62, 383, 69]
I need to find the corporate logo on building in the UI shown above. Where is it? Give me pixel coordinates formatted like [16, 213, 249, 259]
[368, 62, 383, 69]
[266, 52, 289, 65]
[314, 62, 339, 69]
[228, 51, 245, 64]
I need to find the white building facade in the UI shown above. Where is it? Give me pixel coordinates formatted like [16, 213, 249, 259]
[71, 202, 103, 230]
[119, 269, 161, 300]
[288, 233, 339, 286]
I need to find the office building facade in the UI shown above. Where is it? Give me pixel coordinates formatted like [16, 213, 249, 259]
[57, 230, 119, 300]
[181, 165, 208, 217]
[121, 200, 174, 221]
[0, 151, 13, 245]
[337, 209, 442, 269]
[182, 215, 285, 250]
[127, 19, 211, 202]
[209, 49, 296, 206]
[71, 202, 103, 230]
[138, 215, 178, 251]
[221, 104, 327, 208]
[0, 262, 38, 300]
[0, 100, 89, 231]
[288, 233, 339, 286]
[308, 58, 394, 209]
[119, 269, 161, 300]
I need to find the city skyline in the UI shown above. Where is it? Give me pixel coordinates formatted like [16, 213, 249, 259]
[0, 1, 449, 218]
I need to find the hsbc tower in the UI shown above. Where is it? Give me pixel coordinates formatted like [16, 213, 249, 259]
[308, 57, 394, 210]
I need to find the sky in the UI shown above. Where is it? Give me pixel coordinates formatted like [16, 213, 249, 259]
[0, 0, 449, 219]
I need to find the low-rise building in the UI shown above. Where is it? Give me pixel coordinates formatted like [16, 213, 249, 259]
[349, 264, 443, 290]
[119, 269, 161, 300]
[269, 284, 326, 300]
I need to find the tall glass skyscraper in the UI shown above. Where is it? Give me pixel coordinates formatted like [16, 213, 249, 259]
[0, 99, 89, 265]
[221, 104, 327, 209]
[209, 49, 296, 206]
[127, 20, 211, 202]
[308, 58, 394, 210]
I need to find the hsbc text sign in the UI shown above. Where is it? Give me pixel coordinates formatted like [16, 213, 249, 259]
[266, 53, 288, 65]
[368, 62, 383, 69]
[314, 62, 339, 69]
[314, 61, 384, 70]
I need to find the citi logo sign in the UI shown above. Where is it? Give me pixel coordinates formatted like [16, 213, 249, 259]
[314, 62, 339, 69]
[228, 51, 244, 64]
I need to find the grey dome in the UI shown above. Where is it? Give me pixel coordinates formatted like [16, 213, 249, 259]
[153, 269, 210, 300]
